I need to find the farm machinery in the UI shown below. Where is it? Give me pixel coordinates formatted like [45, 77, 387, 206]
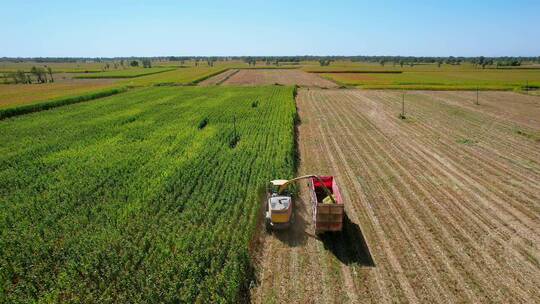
[265, 175, 344, 234]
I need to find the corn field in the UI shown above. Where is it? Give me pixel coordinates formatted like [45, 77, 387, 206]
[0, 85, 297, 303]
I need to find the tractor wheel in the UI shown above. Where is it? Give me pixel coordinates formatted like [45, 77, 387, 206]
[265, 218, 272, 233]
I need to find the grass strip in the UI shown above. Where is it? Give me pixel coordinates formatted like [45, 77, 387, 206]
[74, 68, 174, 79]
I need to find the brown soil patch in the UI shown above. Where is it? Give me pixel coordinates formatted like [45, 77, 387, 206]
[253, 89, 540, 303]
[198, 69, 239, 86]
[221, 69, 338, 88]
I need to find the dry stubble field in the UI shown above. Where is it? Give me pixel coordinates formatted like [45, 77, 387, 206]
[220, 69, 338, 88]
[253, 89, 540, 303]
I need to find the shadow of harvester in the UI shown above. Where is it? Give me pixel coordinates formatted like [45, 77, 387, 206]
[319, 214, 375, 267]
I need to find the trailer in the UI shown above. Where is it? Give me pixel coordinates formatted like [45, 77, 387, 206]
[265, 175, 344, 234]
[309, 176, 344, 234]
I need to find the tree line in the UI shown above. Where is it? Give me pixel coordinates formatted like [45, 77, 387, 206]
[2, 56, 539, 64]
[4, 66, 54, 84]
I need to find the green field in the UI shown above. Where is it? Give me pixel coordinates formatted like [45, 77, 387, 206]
[298, 61, 540, 90]
[318, 69, 540, 90]
[74, 67, 175, 79]
[125, 66, 233, 86]
[0, 65, 234, 108]
[0, 86, 297, 302]
[0, 82, 119, 109]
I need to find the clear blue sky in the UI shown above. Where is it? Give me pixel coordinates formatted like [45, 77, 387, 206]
[2, 0, 539, 57]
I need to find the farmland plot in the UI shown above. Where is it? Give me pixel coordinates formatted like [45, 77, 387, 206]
[198, 69, 239, 86]
[414, 90, 540, 129]
[221, 69, 338, 88]
[317, 69, 540, 90]
[0, 82, 119, 108]
[0, 86, 296, 303]
[74, 67, 174, 79]
[254, 89, 540, 303]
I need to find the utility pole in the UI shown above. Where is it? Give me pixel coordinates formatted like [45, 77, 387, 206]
[402, 93, 405, 117]
[399, 92, 406, 119]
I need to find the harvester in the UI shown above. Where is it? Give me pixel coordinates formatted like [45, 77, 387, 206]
[265, 175, 344, 234]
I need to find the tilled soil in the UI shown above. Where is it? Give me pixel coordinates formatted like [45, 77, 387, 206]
[252, 88, 540, 303]
[221, 69, 338, 88]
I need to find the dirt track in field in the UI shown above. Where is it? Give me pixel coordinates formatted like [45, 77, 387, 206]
[252, 88, 540, 303]
[198, 69, 239, 86]
[221, 69, 338, 88]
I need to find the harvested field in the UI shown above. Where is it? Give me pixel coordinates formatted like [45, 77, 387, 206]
[221, 69, 338, 88]
[198, 69, 239, 86]
[253, 88, 540, 303]
[414, 91, 540, 129]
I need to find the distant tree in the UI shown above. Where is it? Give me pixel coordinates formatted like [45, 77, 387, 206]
[437, 61, 442, 68]
[47, 67, 54, 82]
[142, 59, 152, 68]
[120, 60, 125, 68]
[379, 60, 386, 67]
[244, 58, 256, 66]
[496, 60, 521, 67]
[30, 66, 47, 83]
[9, 70, 29, 84]
[399, 61, 404, 68]
[319, 59, 331, 66]
[130, 60, 139, 67]
[475, 56, 485, 69]
[30, 66, 38, 82]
